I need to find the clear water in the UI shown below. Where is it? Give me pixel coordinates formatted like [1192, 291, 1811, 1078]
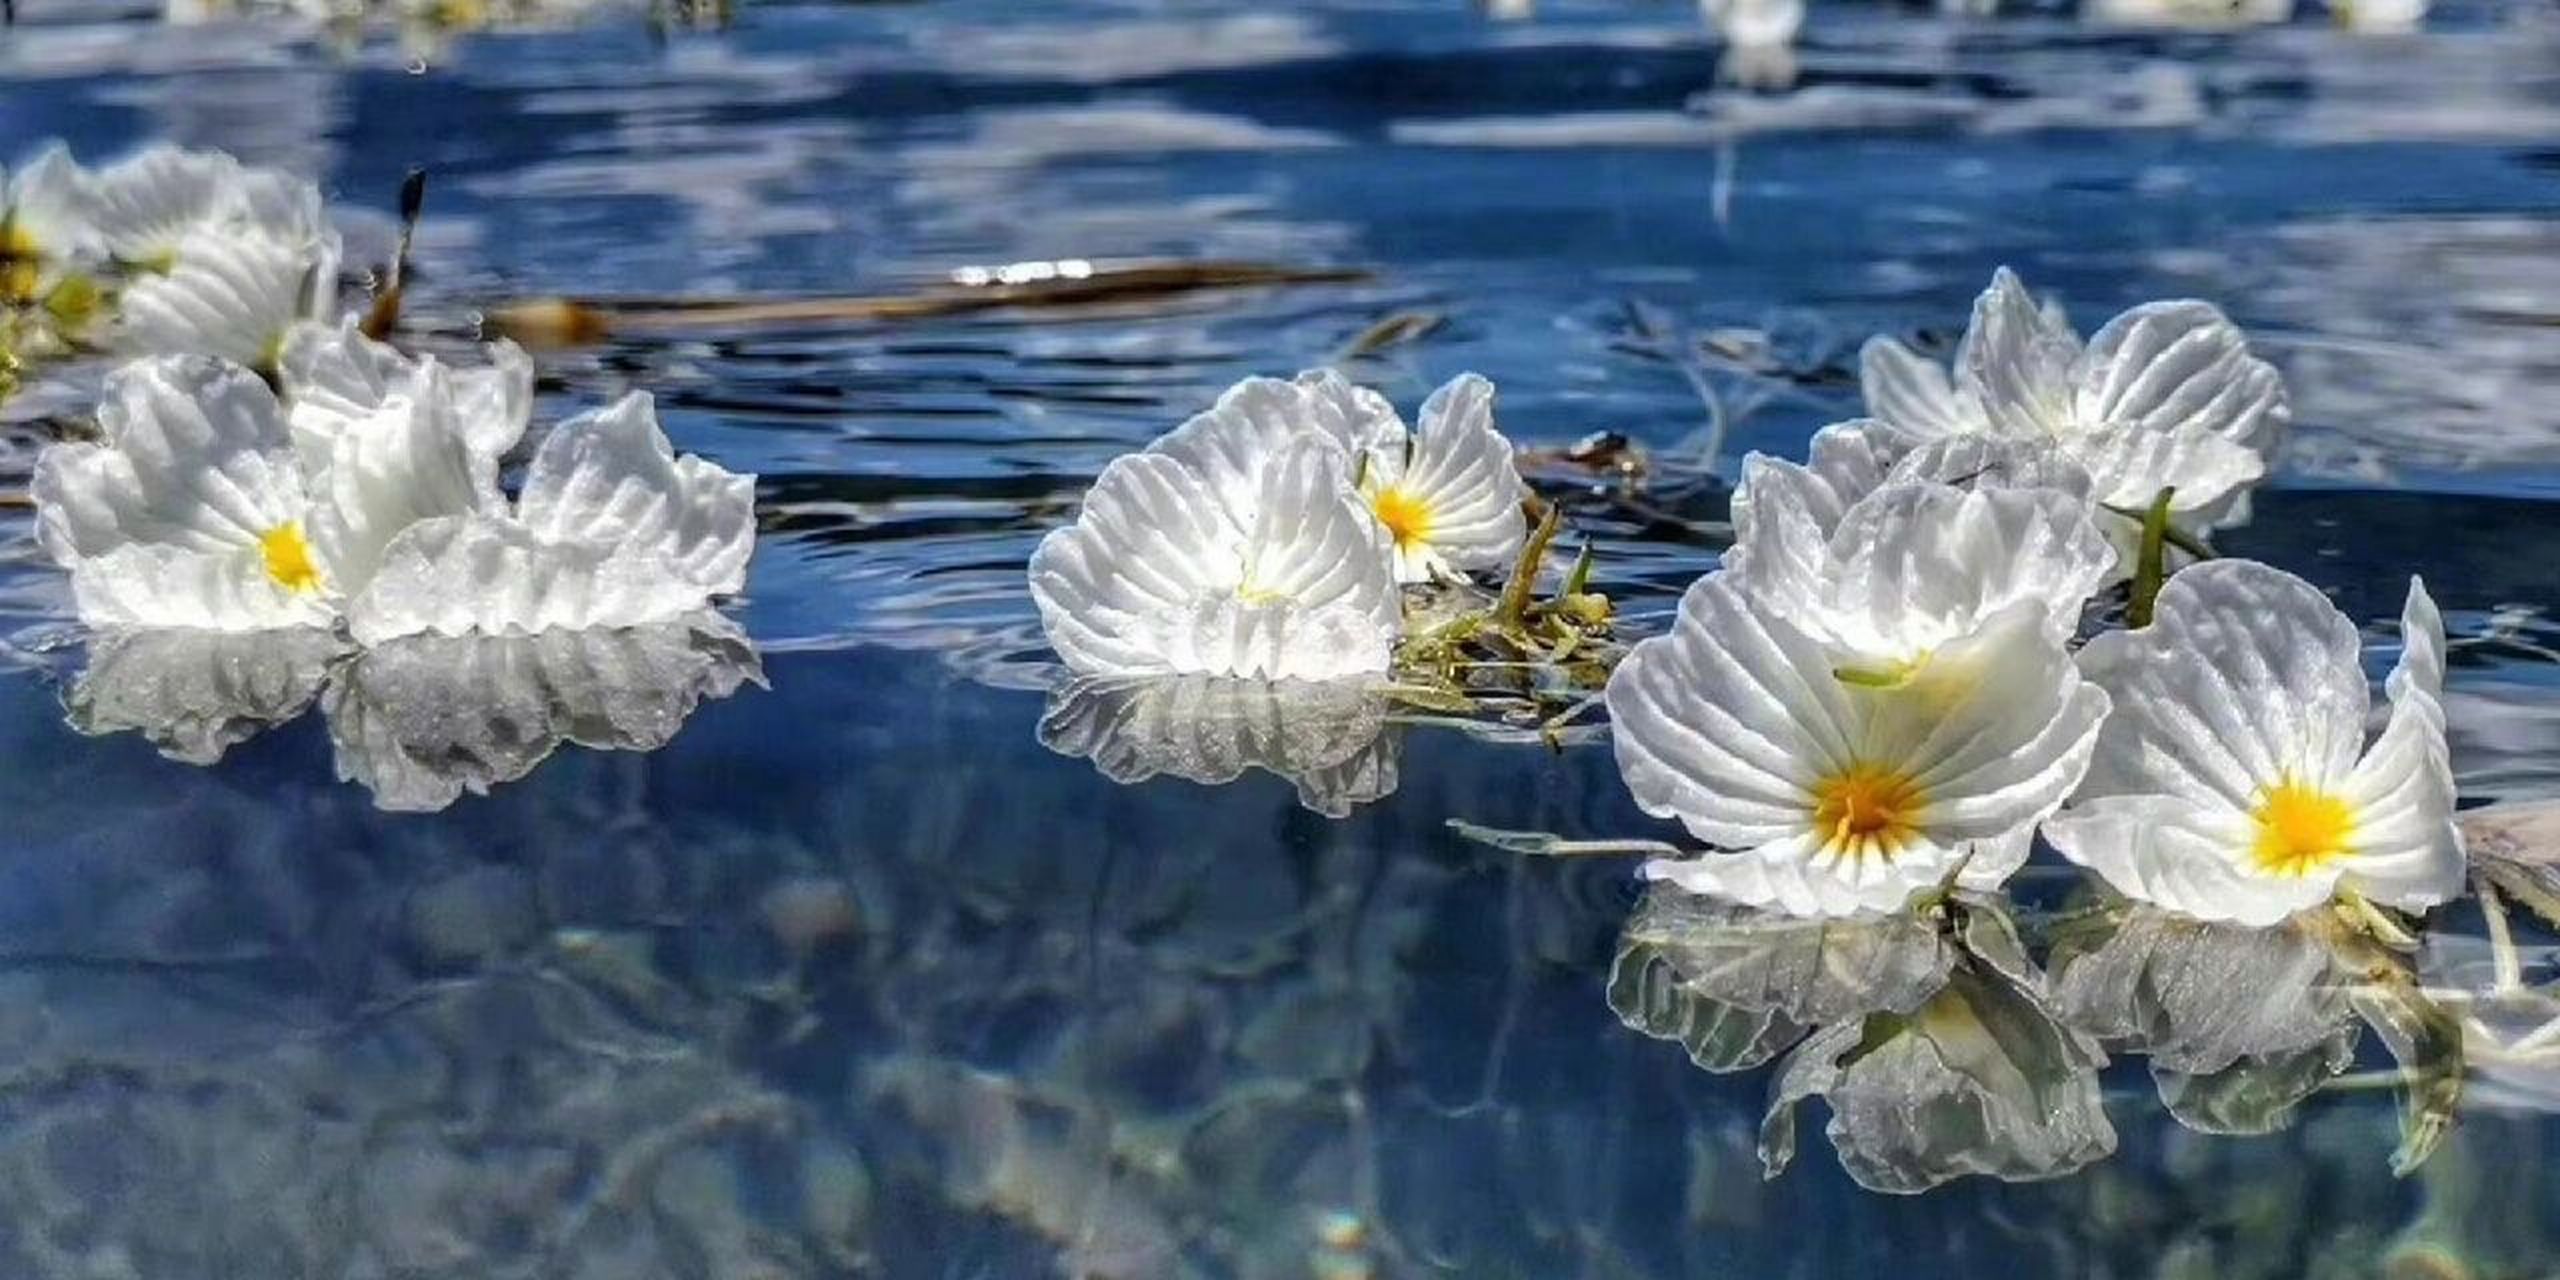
[3, 0, 2560, 1274]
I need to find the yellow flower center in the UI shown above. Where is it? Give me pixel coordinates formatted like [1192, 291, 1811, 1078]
[1, 219, 40, 306]
[2250, 779, 2356, 877]
[1370, 486, 1433, 551]
[1810, 762, 1927, 864]
[259, 523, 324, 594]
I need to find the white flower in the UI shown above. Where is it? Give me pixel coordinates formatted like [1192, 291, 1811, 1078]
[346, 390, 756, 644]
[1606, 482, 2116, 916]
[1334, 373, 1529, 585]
[109, 225, 341, 368]
[32, 355, 486, 632]
[71, 143, 327, 268]
[3, 146, 101, 294]
[2043, 561, 2464, 926]
[1029, 375, 1402, 681]
[1859, 268, 2288, 549]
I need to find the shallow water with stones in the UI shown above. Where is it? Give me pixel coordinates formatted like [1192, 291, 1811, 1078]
[2, 0, 2559, 1274]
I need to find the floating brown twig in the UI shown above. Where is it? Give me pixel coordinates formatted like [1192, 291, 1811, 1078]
[485, 260, 1372, 349]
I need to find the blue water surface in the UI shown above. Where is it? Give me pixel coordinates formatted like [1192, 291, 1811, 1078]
[2, 0, 2559, 1273]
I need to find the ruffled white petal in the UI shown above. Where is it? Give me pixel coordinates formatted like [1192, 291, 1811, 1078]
[33, 355, 304, 563]
[1857, 336, 1985, 439]
[1368, 373, 1527, 582]
[279, 316, 532, 474]
[302, 363, 505, 597]
[1608, 578, 2106, 917]
[1959, 267, 2082, 439]
[1032, 418, 1398, 680]
[346, 513, 713, 645]
[2074, 299, 2289, 464]
[514, 391, 756, 595]
[110, 227, 335, 367]
[2067, 419, 2266, 516]
[1814, 483, 2115, 654]
[2043, 794, 2332, 926]
[5, 145, 103, 265]
[2336, 577, 2463, 911]
[72, 144, 250, 265]
[67, 542, 339, 631]
[2072, 560, 2370, 810]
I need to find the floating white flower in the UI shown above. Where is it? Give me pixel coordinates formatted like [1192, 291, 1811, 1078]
[2043, 560, 2464, 926]
[109, 225, 341, 369]
[2, 147, 99, 299]
[1606, 481, 2116, 916]
[32, 354, 488, 632]
[346, 389, 756, 644]
[61, 143, 328, 269]
[1029, 375, 1401, 680]
[7, 143, 341, 357]
[1859, 268, 2288, 551]
[1334, 373, 1530, 585]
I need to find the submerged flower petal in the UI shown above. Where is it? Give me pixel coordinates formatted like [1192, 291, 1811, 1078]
[66, 626, 346, 764]
[2046, 561, 2463, 922]
[1037, 672, 1398, 817]
[322, 612, 762, 811]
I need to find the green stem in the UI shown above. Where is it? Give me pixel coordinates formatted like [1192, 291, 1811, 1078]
[1492, 502, 1563, 630]
[2127, 486, 2176, 628]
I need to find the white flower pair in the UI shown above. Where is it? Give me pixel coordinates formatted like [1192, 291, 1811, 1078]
[1860, 267, 2289, 566]
[34, 319, 755, 642]
[6, 142, 342, 366]
[1611, 422, 2463, 926]
[1029, 369, 1528, 681]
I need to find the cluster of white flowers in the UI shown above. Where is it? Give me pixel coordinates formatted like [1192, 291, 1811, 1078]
[36, 324, 755, 642]
[1029, 369, 1530, 681]
[16, 145, 757, 651]
[1609, 268, 2465, 927]
[3, 143, 342, 368]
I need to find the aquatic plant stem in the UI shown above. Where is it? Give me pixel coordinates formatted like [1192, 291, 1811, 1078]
[1491, 501, 1564, 631]
[2127, 486, 2176, 628]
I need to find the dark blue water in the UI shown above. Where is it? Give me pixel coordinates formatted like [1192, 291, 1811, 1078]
[3, 0, 2560, 1274]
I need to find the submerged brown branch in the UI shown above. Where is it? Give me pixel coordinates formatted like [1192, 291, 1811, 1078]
[484, 261, 1372, 349]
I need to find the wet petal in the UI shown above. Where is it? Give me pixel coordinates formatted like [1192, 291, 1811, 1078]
[515, 391, 757, 595]
[110, 228, 335, 367]
[33, 355, 303, 563]
[1858, 336, 1984, 439]
[1958, 267, 2082, 438]
[347, 513, 715, 644]
[2074, 298, 2289, 462]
